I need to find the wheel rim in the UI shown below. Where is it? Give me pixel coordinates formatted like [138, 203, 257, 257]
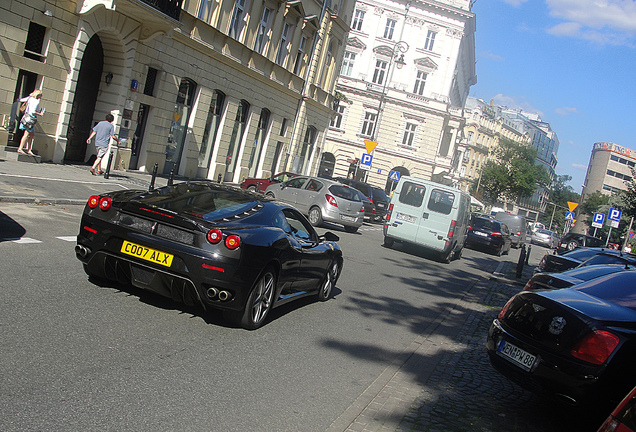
[251, 272, 274, 325]
[309, 209, 319, 224]
[322, 262, 338, 298]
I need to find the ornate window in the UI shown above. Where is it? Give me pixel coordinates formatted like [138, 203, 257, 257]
[413, 70, 427, 95]
[384, 19, 396, 40]
[361, 111, 377, 137]
[341, 51, 355, 76]
[352, 10, 365, 31]
[254, 7, 273, 54]
[372, 60, 388, 84]
[424, 30, 437, 51]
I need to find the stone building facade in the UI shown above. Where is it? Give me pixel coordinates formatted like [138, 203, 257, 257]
[1, 0, 353, 182]
[321, 0, 476, 193]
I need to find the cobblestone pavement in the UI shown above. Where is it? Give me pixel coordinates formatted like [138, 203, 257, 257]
[396, 262, 607, 432]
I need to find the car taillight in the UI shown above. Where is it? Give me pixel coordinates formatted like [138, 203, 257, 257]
[326, 194, 338, 207]
[359, 205, 364, 213]
[448, 220, 456, 238]
[538, 256, 546, 271]
[571, 330, 619, 365]
[491, 232, 503, 237]
[88, 195, 100, 209]
[207, 228, 223, 244]
[498, 297, 515, 321]
[98, 196, 112, 211]
[386, 203, 394, 221]
[523, 279, 534, 291]
[225, 234, 241, 250]
[597, 416, 620, 432]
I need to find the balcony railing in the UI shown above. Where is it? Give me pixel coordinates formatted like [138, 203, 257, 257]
[140, 0, 182, 21]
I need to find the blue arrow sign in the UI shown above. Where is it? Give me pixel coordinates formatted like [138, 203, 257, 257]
[609, 208, 622, 222]
[565, 211, 575, 221]
[593, 212, 605, 225]
[389, 170, 401, 182]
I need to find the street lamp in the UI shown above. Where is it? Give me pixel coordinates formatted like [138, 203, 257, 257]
[372, 40, 409, 143]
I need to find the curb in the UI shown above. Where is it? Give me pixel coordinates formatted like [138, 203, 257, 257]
[0, 196, 87, 205]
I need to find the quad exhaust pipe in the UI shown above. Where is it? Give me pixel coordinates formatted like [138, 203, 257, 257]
[206, 287, 232, 302]
[75, 244, 91, 258]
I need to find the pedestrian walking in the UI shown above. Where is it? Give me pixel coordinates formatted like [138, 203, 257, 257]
[17, 89, 45, 155]
[87, 113, 118, 175]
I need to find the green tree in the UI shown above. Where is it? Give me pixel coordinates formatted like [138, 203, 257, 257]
[474, 138, 550, 206]
[538, 175, 580, 233]
[579, 191, 610, 216]
[622, 168, 636, 219]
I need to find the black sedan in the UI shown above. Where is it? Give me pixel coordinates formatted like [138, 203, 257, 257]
[487, 271, 636, 408]
[523, 264, 633, 291]
[465, 216, 512, 256]
[535, 247, 614, 274]
[75, 181, 343, 330]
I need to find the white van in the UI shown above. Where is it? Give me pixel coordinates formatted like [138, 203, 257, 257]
[383, 176, 471, 262]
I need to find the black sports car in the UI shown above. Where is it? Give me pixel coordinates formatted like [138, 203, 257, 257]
[75, 181, 343, 329]
[487, 270, 636, 407]
[523, 264, 633, 291]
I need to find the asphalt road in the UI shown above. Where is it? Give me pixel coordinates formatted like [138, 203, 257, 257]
[1, 203, 601, 432]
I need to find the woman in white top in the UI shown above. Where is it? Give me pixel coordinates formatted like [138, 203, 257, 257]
[17, 89, 45, 155]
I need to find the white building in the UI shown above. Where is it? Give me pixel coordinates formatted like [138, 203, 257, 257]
[320, 0, 476, 193]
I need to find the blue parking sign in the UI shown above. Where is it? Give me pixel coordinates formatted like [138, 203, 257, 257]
[609, 208, 622, 222]
[359, 153, 373, 171]
[593, 212, 605, 224]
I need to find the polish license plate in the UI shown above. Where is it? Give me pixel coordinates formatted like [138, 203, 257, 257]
[121, 240, 174, 267]
[497, 340, 536, 372]
[475, 231, 488, 237]
[341, 215, 356, 222]
[396, 213, 416, 223]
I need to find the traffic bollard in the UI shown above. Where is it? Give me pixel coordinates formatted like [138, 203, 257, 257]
[168, 165, 175, 186]
[217, 173, 222, 183]
[525, 244, 531, 265]
[516, 244, 526, 278]
[104, 151, 114, 179]
[149, 163, 158, 191]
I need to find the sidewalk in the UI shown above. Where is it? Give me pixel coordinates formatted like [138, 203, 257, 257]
[0, 158, 170, 205]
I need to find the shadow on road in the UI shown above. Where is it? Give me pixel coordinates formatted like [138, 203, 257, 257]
[0, 210, 26, 241]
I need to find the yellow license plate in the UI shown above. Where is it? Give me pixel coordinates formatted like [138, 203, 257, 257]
[120, 240, 174, 267]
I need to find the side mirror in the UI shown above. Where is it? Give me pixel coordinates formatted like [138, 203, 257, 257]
[322, 232, 340, 242]
[280, 183, 286, 190]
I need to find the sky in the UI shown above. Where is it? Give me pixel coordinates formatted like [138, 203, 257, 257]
[469, 0, 636, 195]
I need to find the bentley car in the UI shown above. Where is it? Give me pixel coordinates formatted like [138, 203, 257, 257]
[75, 182, 343, 330]
[523, 264, 633, 291]
[487, 271, 636, 408]
[535, 247, 614, 274]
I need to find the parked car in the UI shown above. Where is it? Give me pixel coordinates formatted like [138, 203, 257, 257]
[524, 264, 633, 291]
[556, 232, 605, 254]
[487, 271, 636, 407]
[75, 181, 343, 330]
[493, 213, 529, 248]
[335, 178, 390, 222]
[578, 251, 636, 268]
[535, 247, 613, 274]
[265, 176, 364, 233]
[465, 215, 512, 256]
[354, 189, 375, 221]
[239, 171, 296, 193]
[383, 176, 470, 263]
[531, 228, 559, 248]
[597, 385, 636, 432]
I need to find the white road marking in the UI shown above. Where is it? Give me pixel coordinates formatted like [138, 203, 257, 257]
[56, 236, 77, 242]
[8, 237, 42, 244]
[0, 173, 129, 189]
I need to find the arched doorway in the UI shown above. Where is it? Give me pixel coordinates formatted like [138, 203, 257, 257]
[385, 166, 410, 194]
[64, 35, 103, 162]
[318, 152, 335, 178]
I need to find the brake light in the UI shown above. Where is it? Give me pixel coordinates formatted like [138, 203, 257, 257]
[523, 279, 534, 291]
[498, 297, 515, 321]
[537, 256, 547, 271]
[359, 205, 364, 213]
[326, 194, 338, 207]
[491, 232, 503, 237]
[448, 220, 456, 238]
[571, 330, 619, 365]
[597, 417, 620, 432]
[207, 228, 223, 244]
[386, 203, 394, 221]
[225, 234, 241, 250]
[98, 196, 112, 211]
[88, 195, 100, 208]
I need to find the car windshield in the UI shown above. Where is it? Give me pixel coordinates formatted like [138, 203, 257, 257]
[329, 185, 361, 201]
[585, 237, 605, 247]
[537, 229, 552, 235]
[581, 253, 636, 267]
[562, 248, 606, 261]
[372, 187, 389, 202]
[134, 183, 257, 221]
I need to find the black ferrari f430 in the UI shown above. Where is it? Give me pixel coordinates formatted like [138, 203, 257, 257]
[75, 181, 343, 329]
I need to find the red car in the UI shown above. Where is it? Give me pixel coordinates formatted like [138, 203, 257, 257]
[240, 172, 296, 193]
[597, 385, 636, 431]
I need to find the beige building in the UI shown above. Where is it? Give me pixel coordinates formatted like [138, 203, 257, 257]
[582, 142, 636, 200]
[1, 0, 353, 182]
[321, 0, 476, 193]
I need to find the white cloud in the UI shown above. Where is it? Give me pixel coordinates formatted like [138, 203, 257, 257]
[492, 94, 546, 118]
[480, 51, 504, 61]
[555, 106, 580, 116]
[502, 0, 529, 6]
[546, 0, 636, 45]
[572, 163, 588, 171]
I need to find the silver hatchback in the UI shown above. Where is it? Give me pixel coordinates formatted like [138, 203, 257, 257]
[264, 176, 364, 232]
